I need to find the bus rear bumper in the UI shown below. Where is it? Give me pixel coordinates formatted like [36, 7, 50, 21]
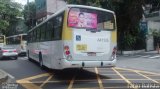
[60, 59, 116, 69]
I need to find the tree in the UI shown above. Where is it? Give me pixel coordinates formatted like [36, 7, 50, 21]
[0, 0, 22, 35]
[23, 2, 36, 29]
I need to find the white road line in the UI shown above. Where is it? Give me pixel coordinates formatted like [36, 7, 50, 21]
[140, 55, 151, 58]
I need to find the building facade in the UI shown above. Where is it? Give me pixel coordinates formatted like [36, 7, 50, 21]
[144, 4, 160, 51]
[35, 0, 66, 23]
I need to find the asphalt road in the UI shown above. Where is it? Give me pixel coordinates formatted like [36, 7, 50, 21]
[0, 55, 160, 89]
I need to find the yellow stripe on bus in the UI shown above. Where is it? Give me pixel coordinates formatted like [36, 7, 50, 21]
[111, 31, 117, 43]
[62, 10, 72, 40]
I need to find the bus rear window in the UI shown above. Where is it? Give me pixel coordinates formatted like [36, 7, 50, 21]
[68, 7, 115, 30]
[0, 36, 4, 43]
[22, 35, 27, 41]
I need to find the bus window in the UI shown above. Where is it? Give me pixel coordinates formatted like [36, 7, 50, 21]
[68, 8, 115, 31]
[22, 35, 27, 41]
[0, 36, 4, 43]
[53, 12, 64, 40]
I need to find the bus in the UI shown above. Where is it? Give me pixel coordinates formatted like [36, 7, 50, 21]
[27, 5, 117, 69]
[0, 35, 6, 47]
[6, 34, 27, 55]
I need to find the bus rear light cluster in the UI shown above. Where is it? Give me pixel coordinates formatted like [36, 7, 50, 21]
[112, 47, 117, 55]
[64, 45, 72, 60]
[111, 46, 117, 60]
[64, 46, 70, 56]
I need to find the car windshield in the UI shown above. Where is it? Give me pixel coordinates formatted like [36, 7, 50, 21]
[68, 7, 115, 30]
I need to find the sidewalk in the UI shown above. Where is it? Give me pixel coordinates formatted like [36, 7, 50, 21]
[0, 69, 15, 84]
[0, 69, 8, 84]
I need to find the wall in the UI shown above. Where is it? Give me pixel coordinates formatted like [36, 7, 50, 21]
[146, 21, 160, 51]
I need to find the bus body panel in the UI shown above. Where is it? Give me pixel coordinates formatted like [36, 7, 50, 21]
[27, 5, 117, 70]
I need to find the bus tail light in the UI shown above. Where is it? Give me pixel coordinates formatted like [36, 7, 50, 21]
[64, 46, 70, 56]
[64, 45, 72, 60]
[112, 47, 117, 55]
[111, 47, 117, 60]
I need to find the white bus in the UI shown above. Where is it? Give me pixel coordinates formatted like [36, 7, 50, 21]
[0, 35, 6, 47]
[6, 34, 27, 55]
[27, 5, 117, 69]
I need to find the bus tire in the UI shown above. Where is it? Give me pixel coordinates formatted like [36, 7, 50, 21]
[39, 52, 44, 69]
[27, 50, 32, 61]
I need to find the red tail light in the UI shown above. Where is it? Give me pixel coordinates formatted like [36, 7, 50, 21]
[112, 47, 117, 55]
[13, 50, 17, 52]
[2, 50, 8, 52]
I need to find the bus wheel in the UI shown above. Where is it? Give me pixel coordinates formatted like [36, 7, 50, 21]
[27, 50, 32, 61]
[39, 53, 44, 68]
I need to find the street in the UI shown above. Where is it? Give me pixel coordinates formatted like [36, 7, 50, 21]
[0, 53, 160, 89]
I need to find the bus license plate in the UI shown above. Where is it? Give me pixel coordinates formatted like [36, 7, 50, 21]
[76, 44, 87, 51]
[87, 52, 96, 56]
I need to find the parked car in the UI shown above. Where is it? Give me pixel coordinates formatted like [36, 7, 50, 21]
[0, 46, 18, 60]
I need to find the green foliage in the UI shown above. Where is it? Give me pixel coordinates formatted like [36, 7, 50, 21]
[23, 2, 36, 29]
[152, 29, 160, 38]
[0, 0, 22, 35]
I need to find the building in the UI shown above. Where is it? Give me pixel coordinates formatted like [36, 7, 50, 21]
[35, 0, 66, 23]
[144, 4, 160, 51]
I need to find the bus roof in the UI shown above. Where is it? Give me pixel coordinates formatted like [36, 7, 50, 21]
[28, 5, 115, 33]
[6, 34, 27, 38]
[67, 5, 115, 14]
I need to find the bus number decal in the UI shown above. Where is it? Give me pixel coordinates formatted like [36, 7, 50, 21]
[76, 44, 87, 51]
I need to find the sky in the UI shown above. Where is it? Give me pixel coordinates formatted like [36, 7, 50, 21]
[14, 0, 35, 5]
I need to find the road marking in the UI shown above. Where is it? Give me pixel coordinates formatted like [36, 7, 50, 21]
[68, 76, 76, 89]
[115, 67, 160, 75]
[134, 71, 159, 83]
[139, 55, 151, 58]
[112, 68, 137, 89]
[95, 68, 104, 89]
[17, 80, 41, 89]
[149, 55, 160, 59]
[20, 73, 51, 81]
[72, 87, 99, 89]
[40, 75, 53, 88]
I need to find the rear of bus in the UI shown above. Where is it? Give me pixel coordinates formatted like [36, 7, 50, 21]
[20, 34, 27, 54]
[0, 35, 5, 47]
[61, 5, 117, 69]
